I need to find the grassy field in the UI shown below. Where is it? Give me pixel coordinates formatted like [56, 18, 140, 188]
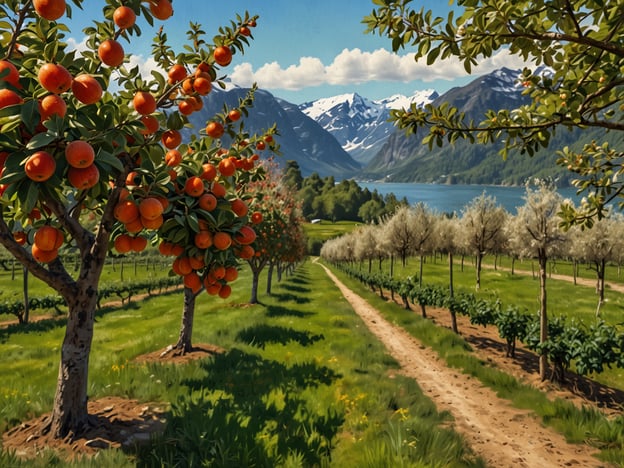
[0, 261, 485, 467]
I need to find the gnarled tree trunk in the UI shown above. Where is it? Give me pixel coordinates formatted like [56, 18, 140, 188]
[174, 287, 196, 354]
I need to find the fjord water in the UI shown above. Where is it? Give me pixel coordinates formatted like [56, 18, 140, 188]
[359, 182, 583, 214]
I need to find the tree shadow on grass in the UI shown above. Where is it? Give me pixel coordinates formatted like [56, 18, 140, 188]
[270, 291, 311, 304]
[265, 304, 314, 319]
[137, 348, 344, 467]
[236, 324, 324, 349]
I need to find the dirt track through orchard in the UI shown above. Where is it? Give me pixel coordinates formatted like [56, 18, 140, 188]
[317, 262, 609, 468]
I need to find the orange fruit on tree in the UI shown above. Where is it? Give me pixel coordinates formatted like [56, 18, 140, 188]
[184, 176, 204, 197]
[38, 63, 72, 94]
[227, 109, 241, 122]
[189, 256, 205, 270]
[161, 129, 181, 149]
[39, 94, 66, 120]
[65, 140, 95, 168]
[198, 192, 217, 211]
[211, 264, 226, 280]
[139, 114, 159, 135]
[240, 26, 251, 37]
[67, 164, 99, 189]
[192, 75, 212, 95]
[213, 45, 232, 66]
[165, 149, 182, 167]
[230, 198, 248, 217]
[224, 266, 238, 282]
[71, 74, 102, 105]
[25, 151, 56, 182]
[205, 281, 221, 296]
[130, 235, 147, 252]
[210, 180, 226, 198]
[138, 197, 164, 220]
[236, 244, 255, 259]
[0, 60, 21, 88]
[250, 211, 263, 224]
[205, 121, 224, 138]
[113, 233, 133, 254]
[187, 95, 203, 111]
[33, 0, 66, 21]
[218, 284, 231, 299]
[141, 214, 163, 230]
[178, 99, 194, 116]
[213, 231, 232, 250]
[255, 140, 266, 151]
[217, 157, 236, 177]
[125, 217, 143, 234]
[133, 90, 156, 115]
[98, 39, 124, 67]
[149, 0, 173, 20]
[172, 256, 193, 276]
[125, 170, 140, 186]
[183, 272, 202, 292]
[113, 5, 136, 29]
[181, 77, 194, 95]
[194, 230, 213, 249]
[158, 241, 173, 256]
[32, 244, 59, 263]
[34, 225, 64, 251]
[235, 225, 256, 245]
[167, 64, 186, 83]
[200, 162, 217, 181]
[13, 230, 27, 245]
[114, 199, 140, 223]
[0, 89, 22, 109]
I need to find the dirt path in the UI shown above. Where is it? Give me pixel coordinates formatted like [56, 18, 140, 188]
[318, 262, 609, 468]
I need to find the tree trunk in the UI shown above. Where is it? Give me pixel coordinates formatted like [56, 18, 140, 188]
[21, 266, 29, 324]
[174, 287, 196, 354]
[511, 257, 515, 275]
[266, 262, 274, 295]
[448, 252, 454, 298]
[475, 253, 483, 290]
[47, 287, 97, 438]
[596, 259, 605, 316]
[538, 254, 548, 381]
[418, 255, 424, 287]
[250, 269, 260, 304]
[390, 255, 394, 277]
[450, 309, 458, 334]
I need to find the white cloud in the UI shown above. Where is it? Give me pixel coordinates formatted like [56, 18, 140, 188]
[229, 47, 529, 91]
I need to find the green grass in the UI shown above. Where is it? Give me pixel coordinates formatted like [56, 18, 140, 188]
[0, 261, 484, 467]
[303, 220, 361, 241]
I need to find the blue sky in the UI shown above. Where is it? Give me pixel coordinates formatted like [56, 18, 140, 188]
[68, 1, 525, 104]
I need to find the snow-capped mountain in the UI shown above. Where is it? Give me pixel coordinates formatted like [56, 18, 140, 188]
[299, 90, 438, 164]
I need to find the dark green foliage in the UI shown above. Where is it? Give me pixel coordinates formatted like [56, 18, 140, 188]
[288, 161, 408, 222]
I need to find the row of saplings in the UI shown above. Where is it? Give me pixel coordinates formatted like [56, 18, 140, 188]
[336, 263, 624, 384]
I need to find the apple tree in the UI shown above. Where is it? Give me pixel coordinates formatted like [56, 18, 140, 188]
[0, 0, 258, 439]
[364, 0, 624, 227]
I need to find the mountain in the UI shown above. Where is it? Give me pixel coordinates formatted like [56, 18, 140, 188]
[358, 67, 620, 186]
[183, 87, 361, 178]
[299, 90, 438, 164]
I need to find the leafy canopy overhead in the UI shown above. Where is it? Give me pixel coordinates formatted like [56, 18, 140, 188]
[364, 0, 624, 227]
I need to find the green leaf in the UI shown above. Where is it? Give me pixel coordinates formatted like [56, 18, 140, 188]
[26, 132, 57, 150]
